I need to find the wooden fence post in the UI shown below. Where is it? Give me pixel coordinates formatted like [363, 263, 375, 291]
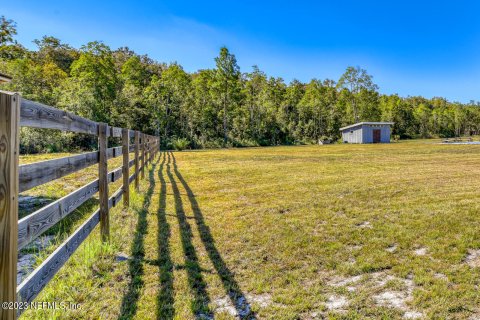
[149, 136, 152, 163]
[122, 128, 129, 207]
[150, 136, 153, 161]
[147, 136, 151, 163]
[146, 136, 150, 165]
[141, 133, 145, 179]
[98, 123, 109, 242]
[134, 131, 140, 190]
[0, 92, 20, 320]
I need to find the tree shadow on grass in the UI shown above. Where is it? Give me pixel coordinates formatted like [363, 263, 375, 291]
[119, 158, 158, 319]
[171, 152, 256, 319]
[166, 152, 213, 318]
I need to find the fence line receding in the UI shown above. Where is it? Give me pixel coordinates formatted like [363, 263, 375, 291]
[0, 91, 160, 319]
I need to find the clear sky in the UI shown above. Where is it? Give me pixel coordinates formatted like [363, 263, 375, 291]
[2, 0, 480, 102]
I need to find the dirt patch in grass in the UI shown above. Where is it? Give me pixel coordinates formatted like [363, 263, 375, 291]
[413, 247, 428, 256]
[326, 271, 422, 318]
[465, 249, 480, 268]
[386, 244, 398, 253]
[19, 143, 480, 319]
[356, 221, 372, 229]
[212, 293, 273, 318]
[325, 294, 349, 311]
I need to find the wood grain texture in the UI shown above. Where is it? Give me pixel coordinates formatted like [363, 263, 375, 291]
[19, 146, 123, 193]
[16, 209, 100, 308]
[109, 126, 122, 138]
[19, 151, 98, 193]
[16, 183, 124, 311]
[20, 99, 98, 135]
[18, 165, 124, 251]
[122, 128, 129, 207]
[109, 186, 123, 209]
[0, 92, 20, 320]
[18, 180, 98, 250]
[129, 171, 137, 185]
[107, 146, 123, 159]
[98, 123, 109, 242]
[134, 131, 139, 190]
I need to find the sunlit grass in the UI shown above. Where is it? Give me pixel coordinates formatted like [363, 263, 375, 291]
[20, 140, 480, 319]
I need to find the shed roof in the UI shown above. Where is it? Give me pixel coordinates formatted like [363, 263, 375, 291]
[340, 122, 394, 131]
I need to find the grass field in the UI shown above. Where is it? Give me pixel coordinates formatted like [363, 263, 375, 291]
[19, 140, 480, 319]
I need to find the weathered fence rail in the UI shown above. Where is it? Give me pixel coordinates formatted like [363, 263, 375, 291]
[0, 91, 159, 319]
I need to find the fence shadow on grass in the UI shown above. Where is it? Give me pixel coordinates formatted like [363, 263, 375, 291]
[166, 152, 213, 318]
[171, 152, 256, 319]
[155, 152, 175, 319]
[119, 158, 158, 320]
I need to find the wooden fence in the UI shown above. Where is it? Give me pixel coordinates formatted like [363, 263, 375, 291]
[0, 91, 160, 319]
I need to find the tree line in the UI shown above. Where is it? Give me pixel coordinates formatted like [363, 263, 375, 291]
[1, 16, 479, 152]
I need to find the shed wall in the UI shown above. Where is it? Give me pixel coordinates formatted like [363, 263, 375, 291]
[362, 125, 391, 143]
[342, 125, 363, 143]
[341, 124, 392, 144]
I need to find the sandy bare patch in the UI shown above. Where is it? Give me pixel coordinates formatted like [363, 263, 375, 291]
[324, 270, 422, 318]
[349, 244, 363, 251]
[404, 311, 423, 319]
[374, 291, 409, 309]
[413, 247, 428, 256]
[328, 274, 363, 292]
[465, 249, 480, 268]
[356, 221, 372, 229]
[434, 273, 448, 281]
[247, 293, 272, 308]
[213, 293, 273, 317]
[326, 295, 348, 311]
[299, 311, 322, 320]
[386, 244, 398, 253]
[370, 272, 421, 318]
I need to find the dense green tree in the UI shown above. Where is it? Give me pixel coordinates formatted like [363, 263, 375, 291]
[1, 16, 480, 153]
[338, 66, 379, 122]
[0, 16, 16, 45]
[63, 41, 118, 122]
[214, 47, 241, 146]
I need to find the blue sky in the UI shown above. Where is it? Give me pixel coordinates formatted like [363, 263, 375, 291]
[2, 0, 480, 102]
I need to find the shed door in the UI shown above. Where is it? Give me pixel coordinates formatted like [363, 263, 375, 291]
[373, 129, 381, 143]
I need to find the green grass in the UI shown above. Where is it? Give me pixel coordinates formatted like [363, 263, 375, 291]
[19, 140, 480, 319]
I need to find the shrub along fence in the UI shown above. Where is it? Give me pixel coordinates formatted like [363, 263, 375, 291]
[0, 91, 160, 319]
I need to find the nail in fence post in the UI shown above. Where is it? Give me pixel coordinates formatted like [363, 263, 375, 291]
[0, 92, 20, 320]
[122, 128, 130, 207]
[98, 123, 109, 242]
[134, 131, 140, 190]
[141, 133, 145, 180]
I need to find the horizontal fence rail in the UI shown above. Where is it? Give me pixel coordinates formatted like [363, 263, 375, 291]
[19, 146, 126, 192]
[0, 91, 160, 319]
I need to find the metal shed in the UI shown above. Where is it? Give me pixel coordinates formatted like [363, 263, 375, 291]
[340, 122, 394, 144]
